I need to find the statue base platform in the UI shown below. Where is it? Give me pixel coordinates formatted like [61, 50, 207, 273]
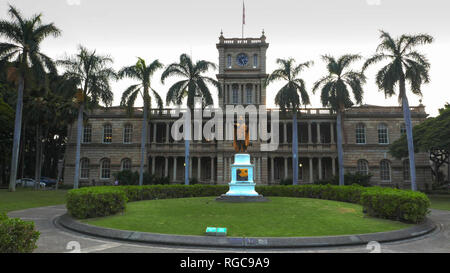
[215, 194, 269, 203]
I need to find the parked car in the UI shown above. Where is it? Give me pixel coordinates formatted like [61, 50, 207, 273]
[16, 178, 46, 188]
[40, 177, 57, 187]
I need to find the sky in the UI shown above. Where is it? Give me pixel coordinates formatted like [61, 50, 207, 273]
[1, 0, 449, 117]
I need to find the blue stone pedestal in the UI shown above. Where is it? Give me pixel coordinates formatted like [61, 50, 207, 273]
[216, 154, 268, 202]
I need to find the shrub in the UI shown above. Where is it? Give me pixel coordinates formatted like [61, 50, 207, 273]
[315, 173, 373, 187]
[66, 187, 128, 219]
[360, 187, 430, 223]
[189, 177, 199, 185]
[66, 184, 429, 223]
[0, 213, 40, 253]
[113, 170, 139, 185]
[279, 178, 293, 185]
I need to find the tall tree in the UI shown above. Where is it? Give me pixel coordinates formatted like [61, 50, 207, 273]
[313, 54, 366, 186]
[266, 58, 312, 185]
[58, 46, 116, 189]
[363, 30, 433, 191]
[0, 5, 61, 191]
[161, 54, 220, 185]
[119, 57, 163, 185]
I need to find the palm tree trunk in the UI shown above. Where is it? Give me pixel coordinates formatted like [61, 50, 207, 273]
[336, 110, 345, 186]
[34, 125, 43, 190]
[401, 95, 417, 191]
[184, 110, 190, 185]
[8, 75, 25, 192]
[139, 103, 148, 186]
[292, 112, 299, 185]
[73, 103, 84, 189]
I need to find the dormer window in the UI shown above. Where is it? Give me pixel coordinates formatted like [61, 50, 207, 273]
[253, 54, 258, 68]
[227, 55, 232, 68]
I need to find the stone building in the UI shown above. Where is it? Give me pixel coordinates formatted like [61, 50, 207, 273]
[63, 33, 432, 189]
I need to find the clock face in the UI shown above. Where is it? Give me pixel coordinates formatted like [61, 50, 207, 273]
[236, 53, 249, 66]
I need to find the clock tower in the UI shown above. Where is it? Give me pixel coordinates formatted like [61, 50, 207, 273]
[216, 31, 269, 108]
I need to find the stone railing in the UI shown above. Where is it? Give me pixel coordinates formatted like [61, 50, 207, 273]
[219, 37, 266, 45]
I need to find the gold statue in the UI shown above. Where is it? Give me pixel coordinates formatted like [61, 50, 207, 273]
[233, 116, 250, 153]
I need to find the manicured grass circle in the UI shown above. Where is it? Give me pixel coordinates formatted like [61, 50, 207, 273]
[82, 197, 412, 237]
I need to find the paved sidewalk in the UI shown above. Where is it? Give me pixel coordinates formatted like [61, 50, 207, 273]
[7, 206, 450, 253]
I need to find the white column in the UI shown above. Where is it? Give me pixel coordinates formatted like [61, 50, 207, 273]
[173, 157, 177, 182]
[153, 123, 157, 143]
[197, 157, 201, 181]
[151, 156, 156, 174]
[317, 122, 321, 144]
[211, 157, 215, 183]
[284, 157, 288, 179]
[164, 157, 168, 177]
[284, 122, 287, 144]
[330, 123, 335, 144]
[166, 123, 170, 143]
[318, 157, 322, 180]
[332, 157, 336, 176]
[271, 157, 275, 183]
[309, 157, 313, 183]
[308, 122, 312, 144]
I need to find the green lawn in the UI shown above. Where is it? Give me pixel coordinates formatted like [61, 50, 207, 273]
[428, 195, 450, 211]
[83, 197, 411, 237]
[0, 188, 67, 214]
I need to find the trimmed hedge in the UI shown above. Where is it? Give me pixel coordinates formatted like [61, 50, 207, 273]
[66, 187, 127, 219]
[0, 213, 40, 253]
[66, 184, 430, 223]
[360, 187, 430, 223]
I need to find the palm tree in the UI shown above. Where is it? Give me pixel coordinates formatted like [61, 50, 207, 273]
[363, 31, 433, 191]
[161, 54, 220, 185]
[58, 46, 116, 189]
[313, 55, 366, 186]
[119, 57, 163, 185]
[0, 5, 61, 191]
[266, 58, 312, 185]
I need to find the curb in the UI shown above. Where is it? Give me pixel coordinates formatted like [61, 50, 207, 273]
[57, 214, 437, 248]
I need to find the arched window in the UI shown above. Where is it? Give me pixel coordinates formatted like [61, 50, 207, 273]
[232, 84, 239, 104]
[357, 159, 369, 175]
[403, 159, 410, 181]
[253, 54, 258, 68]
[123, 124, 133, 144]
[355, 123, 366, 144]
[378, 123, 389, 144]
[380, 160, 391, 182]
[83, 124, 92, 143]
[227, 55, 232, 68]
[400, 123, 406, 136]
[246, 84, 252, 104]
[103, 124, 112, 143]
[80, 158, 90, 179]
[121, 158, 132, 171]
[100, 158, 111, 179]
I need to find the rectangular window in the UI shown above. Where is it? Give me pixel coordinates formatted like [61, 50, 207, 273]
[103, 124, 112, 143]
[378, 124, 389, 144]
[80, 159, 89, 179]
[83, 125, 92, 143]
[246, 88, 252, 104]
[232, 88, 239, 104]
[355, 124, 366, 144]
[123, 125, 132, 144]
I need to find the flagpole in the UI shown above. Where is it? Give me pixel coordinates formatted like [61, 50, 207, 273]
[242, 1, 245, 39]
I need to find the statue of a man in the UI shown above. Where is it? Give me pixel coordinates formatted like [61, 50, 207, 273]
[233, 117, 250, 153]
